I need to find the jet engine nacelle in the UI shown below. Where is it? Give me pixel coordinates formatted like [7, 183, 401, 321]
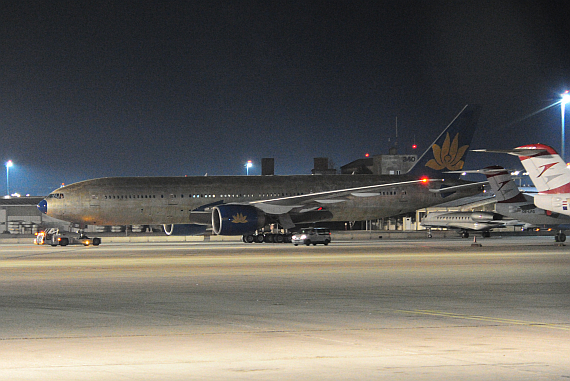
[163, 224, 207, 236]
[470, 212, 502, 222]
[212, 205, 266, 235]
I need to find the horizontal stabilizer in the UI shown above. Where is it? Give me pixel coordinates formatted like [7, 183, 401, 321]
[471, 148, 549, 157]
[446, 168, 513, 175]
[428, 181, 487, 193]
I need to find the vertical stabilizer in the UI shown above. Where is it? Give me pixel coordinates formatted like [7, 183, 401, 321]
[483, 166, 526, 203]
[516, 144, 570, 194]
[408, 104, 482, 179]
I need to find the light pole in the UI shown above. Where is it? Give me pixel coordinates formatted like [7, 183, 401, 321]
[5, 160, 13, 196]
[562, 91, 570, 162]
[245, 160, 253, 176]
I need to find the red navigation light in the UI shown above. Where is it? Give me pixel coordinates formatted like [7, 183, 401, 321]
[412, 144, 417, 149]
[420, 177, 429, 184]
[365, 153, 369, 157]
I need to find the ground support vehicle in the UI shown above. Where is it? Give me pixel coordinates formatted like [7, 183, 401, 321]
[34, 228, 101, 246]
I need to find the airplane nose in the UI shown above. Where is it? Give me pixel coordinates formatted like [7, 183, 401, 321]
[37, 199, 47, 214]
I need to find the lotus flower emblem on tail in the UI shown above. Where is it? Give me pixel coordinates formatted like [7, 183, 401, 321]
[232, 213, 249, 224]
[425, 132, 468, 171]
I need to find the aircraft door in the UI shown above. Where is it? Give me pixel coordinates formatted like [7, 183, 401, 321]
[168, 194, 178, 205]
[399, 189, 408, 202]
[89, 194, 100, 207]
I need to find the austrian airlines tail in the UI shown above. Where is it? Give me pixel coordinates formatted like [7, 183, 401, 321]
[483, 165, 527, 203]
[515, 144, 570, 193]
[512, 144, 570, 215]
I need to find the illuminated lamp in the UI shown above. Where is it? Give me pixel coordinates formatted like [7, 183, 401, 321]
[561, 91, 570, 161]
[5, 160, 13, 196]
[245, 160, 253, 176]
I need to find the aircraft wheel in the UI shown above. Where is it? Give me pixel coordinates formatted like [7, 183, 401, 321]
[274, 234, 284, 243]
[244, 234, 255, 243]
[427, 233, 433, 238]
[482, 231, 490, 238]
[92, 238, 101, 246]
[461, 231, 469, 239]
[264, 234, 274, 243]
[559, 233, 566, 242]
[255, 234, 264, 243]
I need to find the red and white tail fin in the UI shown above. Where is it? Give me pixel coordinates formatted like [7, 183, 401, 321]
[516, 144, 570, 194]
[482, 166, 526, 203]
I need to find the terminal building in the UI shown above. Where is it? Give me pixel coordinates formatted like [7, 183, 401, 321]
[0, 196, 69, 235]
[340, 153, 417, 175]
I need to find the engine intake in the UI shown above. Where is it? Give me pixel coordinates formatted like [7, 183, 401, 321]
[212, 205, 265, 235]
[163, 224, 207, 236]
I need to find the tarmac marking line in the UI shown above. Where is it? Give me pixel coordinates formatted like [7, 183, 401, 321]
[396, 309, 570, 331]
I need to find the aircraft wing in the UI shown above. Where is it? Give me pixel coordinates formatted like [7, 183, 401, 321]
[246, 179, 443, 215]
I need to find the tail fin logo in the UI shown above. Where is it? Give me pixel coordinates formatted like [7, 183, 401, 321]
[425, 133, 468, 171]
[537, 162, 557, 178]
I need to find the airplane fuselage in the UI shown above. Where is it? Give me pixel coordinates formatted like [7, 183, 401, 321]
[42, 174, 478, 226]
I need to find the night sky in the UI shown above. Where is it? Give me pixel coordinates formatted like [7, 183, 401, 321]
[2, 1, 570, 195]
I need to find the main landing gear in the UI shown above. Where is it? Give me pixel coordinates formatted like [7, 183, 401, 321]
[555, 231, 566, 242]
[242, 233, 292, 244]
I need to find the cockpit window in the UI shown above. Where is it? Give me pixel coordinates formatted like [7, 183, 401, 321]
[48, 193, 64, 199]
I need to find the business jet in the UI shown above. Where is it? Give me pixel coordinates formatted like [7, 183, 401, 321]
[421, 210, 510, 238]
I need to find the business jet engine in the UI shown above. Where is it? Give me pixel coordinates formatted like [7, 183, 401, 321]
[470, 212, 503, 221]
[212, 205, 266, 235]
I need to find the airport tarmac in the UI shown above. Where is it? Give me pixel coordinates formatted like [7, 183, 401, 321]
[0, 236, 569, 380]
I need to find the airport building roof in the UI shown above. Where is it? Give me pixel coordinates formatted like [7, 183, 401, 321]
[0, 197, 44, 206]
